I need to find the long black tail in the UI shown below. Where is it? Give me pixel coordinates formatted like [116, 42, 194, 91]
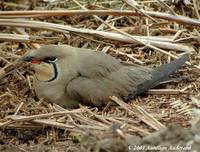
[133, 54, 189, 97]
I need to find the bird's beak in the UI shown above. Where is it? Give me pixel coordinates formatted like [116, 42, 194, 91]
[21, 55, 33, 62]
[21, 55, 41, 64]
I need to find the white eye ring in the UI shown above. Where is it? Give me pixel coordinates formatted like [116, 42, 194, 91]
[49, 58, 57, 62]
[44, 57, 57, 62]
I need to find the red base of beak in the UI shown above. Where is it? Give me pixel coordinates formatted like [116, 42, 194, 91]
[31, 59, 41, 64]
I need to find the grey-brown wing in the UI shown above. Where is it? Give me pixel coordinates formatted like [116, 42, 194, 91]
[66, 66, 152, 106]
[66, 53, 188, 106]
[76, 50, 122, 78]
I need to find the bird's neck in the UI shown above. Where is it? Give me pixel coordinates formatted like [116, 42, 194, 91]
[56, 58, 79, 83]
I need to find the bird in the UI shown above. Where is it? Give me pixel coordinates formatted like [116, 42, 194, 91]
[21, 45, 188, 108]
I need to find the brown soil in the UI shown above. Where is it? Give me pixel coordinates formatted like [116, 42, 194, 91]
[0, 0, 200, 152]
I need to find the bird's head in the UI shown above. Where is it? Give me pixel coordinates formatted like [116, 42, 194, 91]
[21, 45, 75, 82]
[21, 45, 70, 64]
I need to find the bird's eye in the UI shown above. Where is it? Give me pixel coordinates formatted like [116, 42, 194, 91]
[43, 57, 57, 62]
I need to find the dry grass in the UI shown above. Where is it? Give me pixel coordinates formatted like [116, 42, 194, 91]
[0, 0, 200, 148]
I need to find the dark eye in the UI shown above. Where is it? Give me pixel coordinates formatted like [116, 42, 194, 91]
[43, 57, 57, 62]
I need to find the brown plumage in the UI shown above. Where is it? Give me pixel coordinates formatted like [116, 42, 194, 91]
[21, 45, 188, 108]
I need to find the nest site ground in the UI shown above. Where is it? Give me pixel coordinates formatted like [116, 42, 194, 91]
[0, 0, 200, 151]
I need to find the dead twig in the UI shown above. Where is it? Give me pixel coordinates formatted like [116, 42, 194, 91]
[0, 10, 199, 26]
[110, 96, 166, 130]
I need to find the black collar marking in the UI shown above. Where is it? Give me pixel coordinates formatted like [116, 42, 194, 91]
[47, 61, 58, 82]
[36, 60, 58, 82]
